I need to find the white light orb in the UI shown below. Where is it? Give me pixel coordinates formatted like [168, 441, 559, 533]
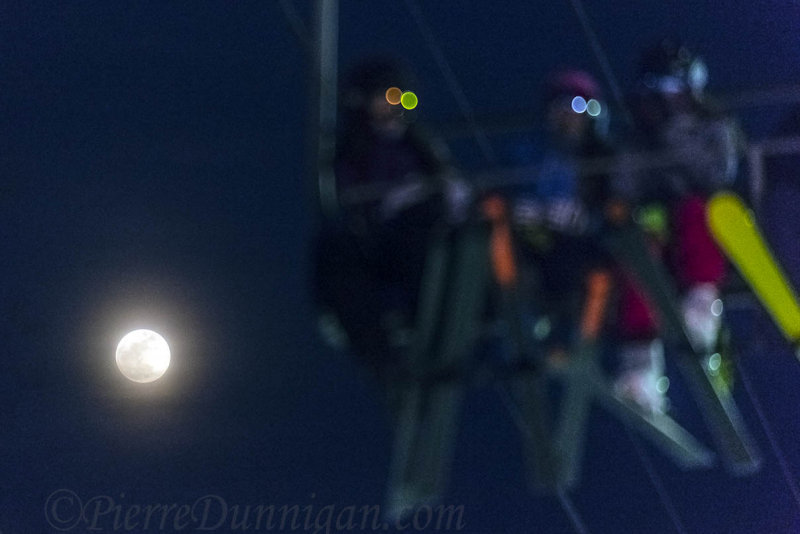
[115, 329, 171, 383]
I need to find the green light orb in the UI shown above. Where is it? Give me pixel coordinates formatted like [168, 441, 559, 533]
[400, 91, 418, 110]
[586, 99, 602, 117]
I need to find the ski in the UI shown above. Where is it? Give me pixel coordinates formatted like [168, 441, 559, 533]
[603, 223, 762, 475]
[707, 192, 800, 352]
[385, 222, 490, 520]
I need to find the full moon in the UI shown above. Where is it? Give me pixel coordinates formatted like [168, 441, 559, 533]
[115, 329, 171, 383]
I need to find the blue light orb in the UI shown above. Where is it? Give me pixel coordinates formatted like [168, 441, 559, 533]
[571, 96, 587, 113]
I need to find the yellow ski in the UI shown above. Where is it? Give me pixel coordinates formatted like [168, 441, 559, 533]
[707, 192, 800, 352]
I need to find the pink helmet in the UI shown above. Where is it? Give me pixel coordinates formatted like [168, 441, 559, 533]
[544, 69, 603, 103]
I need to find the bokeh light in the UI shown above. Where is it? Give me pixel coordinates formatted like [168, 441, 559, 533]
[656, 376, 670, 394]
[571, 96, 587, 113]
[400, 91, 418, 110]
[586, 98, 602, 117]
[385, 86, 402, 105]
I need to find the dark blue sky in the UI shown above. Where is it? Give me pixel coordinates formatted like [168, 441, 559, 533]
[3, 2, 800, 533]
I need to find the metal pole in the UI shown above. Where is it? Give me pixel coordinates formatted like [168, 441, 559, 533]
[312, 0, 339, 219]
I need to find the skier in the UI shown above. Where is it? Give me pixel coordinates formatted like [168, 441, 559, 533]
[511, 69, 615, 365]
[314, 57, 471, 387]
[613, 39, 745, 411]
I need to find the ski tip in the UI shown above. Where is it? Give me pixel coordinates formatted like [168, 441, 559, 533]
[708, 191, 751, 222]
[709, 191, 739, 204]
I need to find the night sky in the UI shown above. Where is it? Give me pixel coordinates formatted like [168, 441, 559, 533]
[3, 2, 800, 533]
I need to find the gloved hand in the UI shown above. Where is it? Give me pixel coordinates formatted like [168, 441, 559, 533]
[513, 199, 588, 234]
[443, 174, 473, 224]
[544, 199, 588, 234]
[512, 199, 546, 226]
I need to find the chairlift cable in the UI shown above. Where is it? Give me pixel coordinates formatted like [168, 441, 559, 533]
[564, 0, 634, 128]
[496, 385, 592, 534]
[734, 356, 800, 512]
[623, 425, 689, 534]
[402, 0, 497, 164]
[556, 488, 592, 534]
[278, 0, 312, 52]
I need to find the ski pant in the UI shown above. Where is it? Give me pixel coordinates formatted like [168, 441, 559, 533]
[616, 194, 727, 339]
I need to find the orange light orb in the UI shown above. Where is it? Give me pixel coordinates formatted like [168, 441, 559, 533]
[385, 87, 402, 105]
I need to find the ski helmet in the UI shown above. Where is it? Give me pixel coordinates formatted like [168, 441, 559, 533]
[545, 69, 602, 102]
[543, 69, 606, 119]
[340, 57, 417, 113]
[638, 39, 708, 96]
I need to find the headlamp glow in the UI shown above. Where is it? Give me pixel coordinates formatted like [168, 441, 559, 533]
[570, 96, 602, 116]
